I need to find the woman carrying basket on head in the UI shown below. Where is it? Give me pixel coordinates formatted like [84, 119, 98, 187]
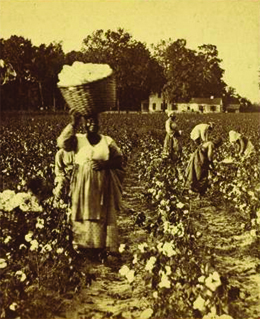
[56, 62, 124, 262]
[57, 112, 124, 261]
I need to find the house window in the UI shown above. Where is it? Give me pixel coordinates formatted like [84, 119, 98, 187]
[152, 103, 156, 110]
[199, 105, 204, 113]
[210, 105, 216, 112]
[161, 103, 164, 110]
[158, 92, 161, 98]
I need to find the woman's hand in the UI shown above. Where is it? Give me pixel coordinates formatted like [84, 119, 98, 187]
[92, 160, 108, 171]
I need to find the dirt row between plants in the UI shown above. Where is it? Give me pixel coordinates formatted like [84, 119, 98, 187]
[54, 162, 152, 319]
[53, 160, 260, 319]
[191, 200, 260, 319]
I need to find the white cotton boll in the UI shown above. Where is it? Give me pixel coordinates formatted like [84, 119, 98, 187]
[29, 239, 39, 251]
[118, 244, 126, 253]
[153, 291, 158, 298]
[25, 231, 33, 242]
[205, 272, 221, 291]
[132, 254, 138, 264]
[158, 272, 171, 288]
[145, 256, 157, 272]
[9, 302, 18, 311]
[176, 202, 185, 209]
[0, 258, 7, 269]
[198, 275, 206, 283]
[125, 269, 135, 283]
[119, 265, 130, 276]
[165, 266, 172, 275]
[138, 242, 148, 253]
[4, 236, 12, 244]
[140, 308, 153, 319]
[162, 242, 176, 257]
[193, 295, 206, 311]
[15, 270, 27, 282]
[56, 248, 64, 254]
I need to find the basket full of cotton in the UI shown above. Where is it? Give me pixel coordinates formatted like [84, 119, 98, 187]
[57, 62, 116, 116]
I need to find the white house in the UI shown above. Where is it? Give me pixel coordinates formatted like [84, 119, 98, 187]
[142, 94, 223, 113]
[175, 103, 197, 112]
[141, 93, 176, 112]
[188, 97, 223, 113]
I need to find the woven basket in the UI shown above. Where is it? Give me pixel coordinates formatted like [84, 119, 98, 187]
[58, 74, 116, 116]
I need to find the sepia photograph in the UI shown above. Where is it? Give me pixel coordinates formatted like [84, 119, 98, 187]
[0, 0, 260, 318]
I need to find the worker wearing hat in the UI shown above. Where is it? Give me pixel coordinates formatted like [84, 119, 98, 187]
[162, 111, 182, 161]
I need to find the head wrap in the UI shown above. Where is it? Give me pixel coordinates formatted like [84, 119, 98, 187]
[167, 110, 176, 119]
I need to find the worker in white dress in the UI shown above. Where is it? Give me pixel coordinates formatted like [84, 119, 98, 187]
[190, 122, 215, 145]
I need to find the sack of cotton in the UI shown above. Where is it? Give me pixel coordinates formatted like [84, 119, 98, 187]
[57, 62, 116, 116]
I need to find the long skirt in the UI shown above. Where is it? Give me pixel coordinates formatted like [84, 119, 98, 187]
[185, 146, 210, 195]
[72, 219, 118, 252]
[70, 163, 120, 252]
[162, 134, 182, 161]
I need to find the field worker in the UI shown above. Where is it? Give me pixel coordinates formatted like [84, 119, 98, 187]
[53, 148, 74, 203]
[190, 122, 215, 145]
[185, 137, 223, 199]
[229, 130, 255, 160]
[162, 111, 182, 161]
[57, 111, 125, 262]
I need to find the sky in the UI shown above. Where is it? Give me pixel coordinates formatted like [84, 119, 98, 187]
[1, 0, 260, 103]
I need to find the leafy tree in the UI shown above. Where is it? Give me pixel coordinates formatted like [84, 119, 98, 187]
[30, 42, 65, 110]
[65, 50, 85, 65]
[0, 36, 34, 81]
[152, 39, 226, 103]
[239, 96, 252, 112]
[0, 37, 65, 111]
[81, 28, 165, 110]
[0, 36, 35, 110]
[195, 44, 226, 97]
[222, 86, 239, 110]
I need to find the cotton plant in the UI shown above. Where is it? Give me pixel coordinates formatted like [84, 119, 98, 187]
[121, 135, 234, 319]
[211, 155, 260, 238]
[0, 190, 85, 318]
[0, 189, 43, 212]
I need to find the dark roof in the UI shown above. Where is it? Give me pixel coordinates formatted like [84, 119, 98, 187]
[189, 98, 222, 105]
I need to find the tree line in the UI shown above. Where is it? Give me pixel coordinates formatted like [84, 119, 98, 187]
[0, 28, 254, 112]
